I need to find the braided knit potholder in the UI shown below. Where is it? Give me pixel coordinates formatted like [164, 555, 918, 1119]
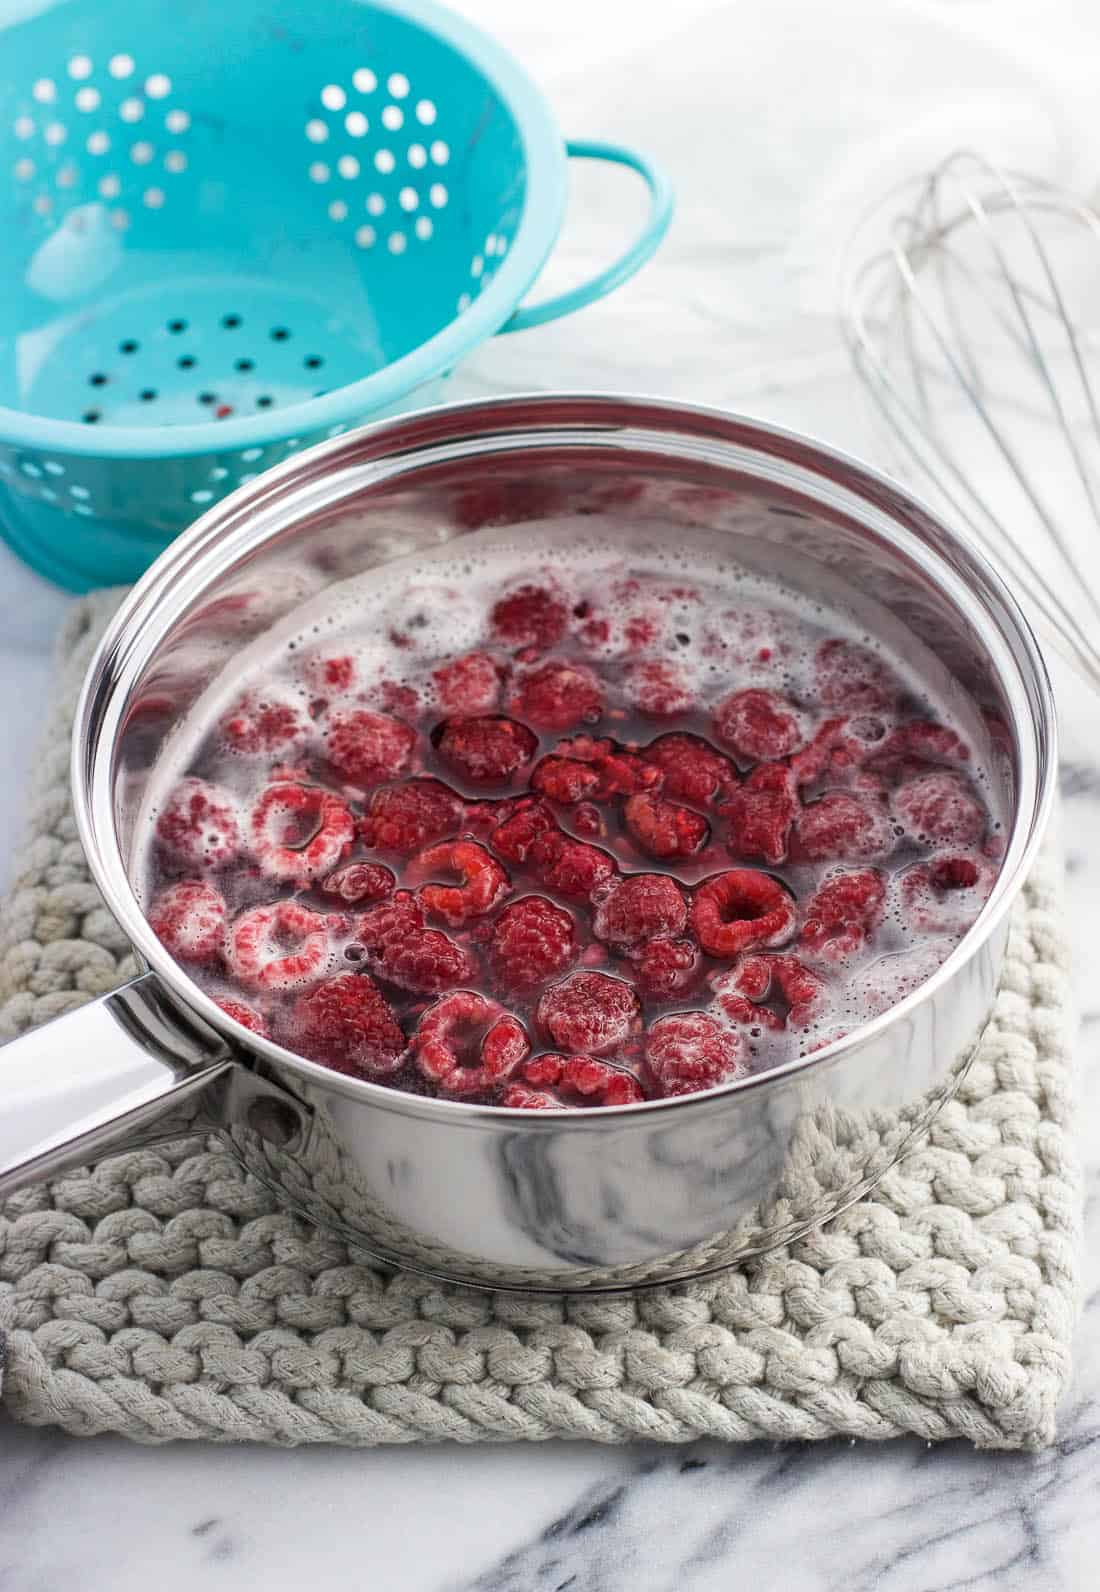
[0, 594, 1082, 1450]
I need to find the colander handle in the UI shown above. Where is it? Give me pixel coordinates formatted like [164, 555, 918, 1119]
[500, 140, 674, 334]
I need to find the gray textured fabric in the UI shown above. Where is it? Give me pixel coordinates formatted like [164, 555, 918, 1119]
[0, 594, 1082, 1449]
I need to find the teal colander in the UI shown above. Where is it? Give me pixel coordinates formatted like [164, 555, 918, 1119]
[0, 0, 672, 590]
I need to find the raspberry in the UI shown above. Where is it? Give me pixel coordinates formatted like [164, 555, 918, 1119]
[219, 688, 310, 759]
[500, 1083, 559, 1109]
[815, 638, 897, 712]
[503, 1053, 645, 1108]
[645, 1012, 746, 1097]
[721, 763, 797, 865]
[800, 869, 886, 960]
[375, 680, 422, 720]
[226, 900, 335, 991]
[324, 709, 416, 788]
[642, 734, 733, 805]
[489, 896, 577, 991]
[490, 799, 558, 863]
[321, 862, 396, 904]
[630, 936, 703, 1002]
[354, 891, 477, 995]
[713, 954, 829, 1032]
[791, 791, 894, 862]
[215, 998, 269, 1038]
[528, 831, 617, 901]
[553, 736, 661, 798]
[865, 721, 970, 780]
[411, 839, 511, 925]
[432, 652, 503, 715]
[898, 854, 994, 934]
[489, 582, 568, 652]
[592, 873, 689, 949]
[508, 660, 604, 730]
[713, 688, 803, 762]
[250, 782, 355, 882]
[623, 792, 709, 861]
[537, 971, 641, 1055]
[455, 482, 561, 532]
[290, 973, 406, 1078]
[155, 777, 242, 868]
[623, 659, 694, 717]
[360, 779, 464, 854]
[572, 802, 604, 839]
[149, 880, 226, 964]
[893, 771, 986, 846]
[531, 755, 602, 804]
[301, 650, 357, 696]
[790, 717, 883, 787]
[412, 990, 529, 1098]
[434, 715, 538, 785]
[690, 869, 795, 959]
[355, 890, 424, 948]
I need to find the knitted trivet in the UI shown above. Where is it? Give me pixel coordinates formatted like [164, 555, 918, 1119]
[0, 594, 1081, 1450]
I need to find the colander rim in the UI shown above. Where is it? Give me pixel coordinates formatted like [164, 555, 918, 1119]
[0, 0, 568, 458]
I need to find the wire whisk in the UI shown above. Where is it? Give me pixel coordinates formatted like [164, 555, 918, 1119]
[842, 149, 1100, 691]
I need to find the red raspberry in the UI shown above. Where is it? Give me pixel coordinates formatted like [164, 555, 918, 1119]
[528, 831, 617, 901]
[572, 802, 604, 838]
[553, 736, 661, 798]
[321, 862, 395, 904]
[410, 839, 511, 925]
[713, 688, 803, 763]
[355, 890, 424, 947]
[215, 998, 269, 1038]
[815, 638, 898, 713]
[432, 652, 503, 715]
[865, 720, 970, 781]
[324, 709, 416, 788]
[623, 659, 694, 717]
[500, 1083, 559, 1109]
[691, 869, 796, 959]
[250, 782, 355, 883]
[642, 734, 733, 805]
[374, 680, 422, 720]
[508, 660, 604, 730]
[898, 854, 994, 934]
[537, 971, 641, 1055]
[490, 798, 558, 863]
[531, 755, 602, 804]
[290, 972, 406, 1079]
[354, 890, 477, 995]
[592, 873, 689, 950]
[721, 763, 797, 865]
[435, 715, 538, 785]
[155, 777, 242, 868]
[226, 900, 335, 991]
[645, 1011, 746, 1097]
[791, 791, 895, 862]
[712, 954, 829, 1032]
[489, 896, 577, 991]
[489, 582, 568, 652]
[800, 869, 886, 960]
[412, 990, 529, 1098]
[790, 717, 883, 786]
[630, 936, 704, 1002]
[301, 650, 357, 696]
[219, 688, 310, 759]
[504, 1053, 645, 1108]
[893, 771, 986, 847]
[623, 792, 709, 861]
[360, 779, 464, 854]
[149, 880, 226, 964]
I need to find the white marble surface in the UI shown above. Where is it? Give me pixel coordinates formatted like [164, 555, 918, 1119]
[3, 1, 1100, 1586]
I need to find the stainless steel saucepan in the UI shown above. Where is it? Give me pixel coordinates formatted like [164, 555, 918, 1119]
[0, 396, 1056, 1292]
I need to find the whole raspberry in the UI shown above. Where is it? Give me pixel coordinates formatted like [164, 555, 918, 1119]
[712, 954, 829, 1032]
[321, 862, 396, 904]
[721, 763, 797, 865]
[892, 771, 986, 847]
[489, 896, 577, 991]
[360, 779, 464, 854]
[490, 799, 558, 863]
[508, 660, 604, 730]
[790, 791, 895, 862]
[290, 972, 406, 1079]
[149, 880, 226, 964]
[713, 688, 803, 763]
[815, 638, 898, 713]
[155, 777, 242, 868]
[645, 1012, 746, 1097]
[790, 717, 882, 787]
[432, 652, 503, 715]
[219, 688, 310, 758]
[216, 998, 269, 1038]
[690, 869, 796, 959]
[504, 1052, 645, 1108]
[411, 839, 511, 925]
[324, 709, 416, 787]
[867, 721, 971, 781]
[592, 873, 689, 950]
[537, 971, 641, 1055]
[553, 736, 661, 798]
[226, 899, 335, 991]
[531, 755, 602, 804]
[898, 854, 994, 934]
[250, 782, 355, 883]
[355, 890, 424, 948]
[434, 715, 538, 785]
[630, 936, 704, 1002]
[800, 869, 886, 961]
[354, 890, 477, 994]
[623, 792, 710, 861]
[412, 990, 529, 1098]
[528, 831, 617, 901]
[623, 659, 694, 717]
[642, 734, 733, 805]
[500, 1083, 559, 1109]
[489, 582, 568, 652]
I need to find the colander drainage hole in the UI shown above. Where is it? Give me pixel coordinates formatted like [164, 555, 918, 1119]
[167, 319, 187, 333]
[304, 355, 323, 369]
[178, 355, 196, 369]
[83, 409, 101, 423]
[222, 314, 242, 329]
[256, 395, 273, 407]
[88, 372, 108, 387]
[119, 339, 139, 354]
[198, 391, 216, 405]
[140, 388, 157, 401]
[270, 327, 290, 341]
[235, 358, 254, 372]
